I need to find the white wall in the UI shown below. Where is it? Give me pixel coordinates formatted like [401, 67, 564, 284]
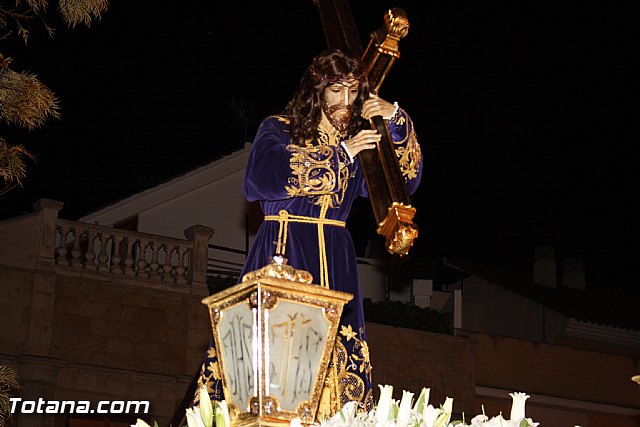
[138, 170, 248, 250]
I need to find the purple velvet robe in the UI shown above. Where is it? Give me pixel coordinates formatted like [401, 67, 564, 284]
[196, 109, 422, 412]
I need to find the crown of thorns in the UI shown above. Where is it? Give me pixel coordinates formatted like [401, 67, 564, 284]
[308, 62, 367, 83]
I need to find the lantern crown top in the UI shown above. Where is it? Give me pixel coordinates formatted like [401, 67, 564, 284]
[241, 255, 314, 284]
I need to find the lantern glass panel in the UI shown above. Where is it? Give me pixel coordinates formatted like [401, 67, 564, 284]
[267, 300, 330, 411]
[219, 304, 256, 412]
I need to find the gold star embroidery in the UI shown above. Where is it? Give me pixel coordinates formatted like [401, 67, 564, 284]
[340, 324, 358, 341]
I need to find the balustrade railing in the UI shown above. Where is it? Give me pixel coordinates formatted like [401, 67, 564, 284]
[0, 199, 212, 291]
[54, 219, 194, 284]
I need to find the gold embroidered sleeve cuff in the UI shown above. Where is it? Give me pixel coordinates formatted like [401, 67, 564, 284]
[387, 108, 422, 182]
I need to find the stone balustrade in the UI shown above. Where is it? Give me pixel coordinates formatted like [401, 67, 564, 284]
[55, 219, 194, 284]
[0, 199, 214, 293]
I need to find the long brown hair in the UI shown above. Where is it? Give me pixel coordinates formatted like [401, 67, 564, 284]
[285, 49, 369, 145]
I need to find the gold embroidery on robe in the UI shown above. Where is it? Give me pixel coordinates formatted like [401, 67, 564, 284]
[395, 127, 421, 180]
[285, 125, 351, 208]
[391, 110, 421, 180]
[272, 115, 291, 125]
[193, 358, 223, 406]
[318, 324, 373, 420]
[340, 325, 372, 380]
[286, 144, 338, 197]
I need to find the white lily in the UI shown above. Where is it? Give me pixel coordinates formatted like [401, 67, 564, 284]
[413, 387, 430, 414]
[433, 397, 453, 427]
[340, 401, 358, 423]
[131, 419, 154, 427]
[518, 419, 540, 427]
[173, 384, 542, 427]
[396, 390, 414, 427]
[375, 385, 394, 425]
[363, 406, 377, 425]
[483, 414, 517, 427]
[508, 392, 530, 422]
[186, 407, 206, 427]
[215, 400, 231, 427]
[421, 404, 443, 427]
[323, 401, 358, 427]
[198, 386, 214, 427]
[469, 414, 488, 426]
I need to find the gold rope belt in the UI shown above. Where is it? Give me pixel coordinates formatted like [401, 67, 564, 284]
[264, 207, 345, 289]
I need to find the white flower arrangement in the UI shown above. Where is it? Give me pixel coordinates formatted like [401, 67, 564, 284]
[310, 386, 539, 427]
[131, 384, 539, 427]
[131, 386, 230, 427]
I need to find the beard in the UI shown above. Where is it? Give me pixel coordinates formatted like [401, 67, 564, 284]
[322, 102, 354, 133]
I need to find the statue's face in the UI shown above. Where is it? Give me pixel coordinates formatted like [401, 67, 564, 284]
[322, 78, 360, 132]
[324, 79, 360, 108]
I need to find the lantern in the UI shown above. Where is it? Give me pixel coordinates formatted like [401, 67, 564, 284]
[202, 256, 353, 426]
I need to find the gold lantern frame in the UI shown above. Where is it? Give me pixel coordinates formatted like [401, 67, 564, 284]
[202, 257, 353, 427]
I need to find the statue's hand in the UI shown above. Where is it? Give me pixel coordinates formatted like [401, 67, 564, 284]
[361, 93, 397, 120]
[342, 129, 381, 158]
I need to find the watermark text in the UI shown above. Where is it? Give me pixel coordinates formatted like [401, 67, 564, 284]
[9, 398, 150, 415]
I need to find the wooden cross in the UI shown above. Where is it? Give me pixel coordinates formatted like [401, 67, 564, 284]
[313, 0, 418, 256]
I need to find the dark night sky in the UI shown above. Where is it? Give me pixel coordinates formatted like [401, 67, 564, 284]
[1, 1, 634, 290]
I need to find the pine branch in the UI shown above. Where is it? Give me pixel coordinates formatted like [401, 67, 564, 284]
[21, 0, 50, 14]
[2, 0, 107, 40]
[58, 0, 108, 28]
[0, 63, 60, 130]
[0, 365, 20, 427]
[1, 136, 36, 190]
[0, 1, 108, 195]
[0, 2, 42, 42]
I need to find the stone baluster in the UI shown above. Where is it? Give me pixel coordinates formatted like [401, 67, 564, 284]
[97, 233, 110, 272]
[57, 225, 69, 265]
[158, 244, 168, 281]
[175, 244, 187, 285]
[70, 228, 83, 268]
[149, 240, 160, 280]
[166, 246, 177, 281]
[85, 229, 96, 270]
[111, 233, 124, 274]
[137, 239, 149, 278]
[123, 237, 136, 276]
